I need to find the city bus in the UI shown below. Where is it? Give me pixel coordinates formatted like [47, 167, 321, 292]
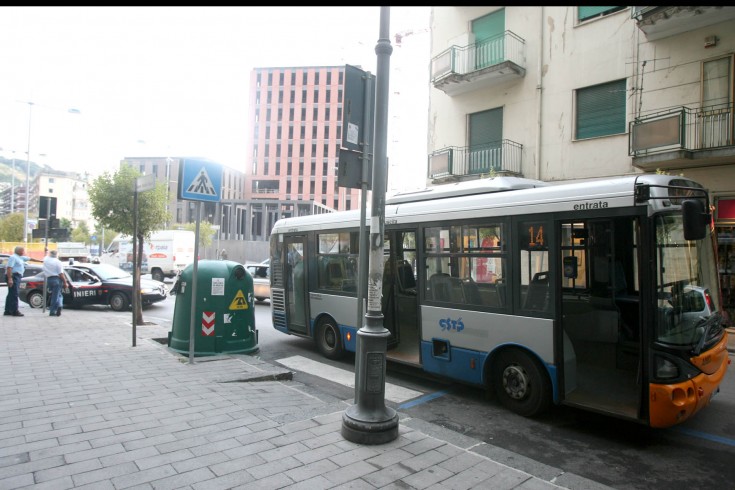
[268, 174, 729, 428]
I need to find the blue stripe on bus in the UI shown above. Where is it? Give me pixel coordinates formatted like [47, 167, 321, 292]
[419, 340, 561, 404]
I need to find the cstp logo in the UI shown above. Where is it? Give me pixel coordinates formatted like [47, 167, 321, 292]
[439, 316, 464, 332]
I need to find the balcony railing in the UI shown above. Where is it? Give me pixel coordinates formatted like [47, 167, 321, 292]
[629, 102, 734, 156]
[431, 31, 526, 95]
[428, 140, 523, 180]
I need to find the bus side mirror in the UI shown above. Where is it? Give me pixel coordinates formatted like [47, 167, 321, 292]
[682, 199, 709, 240]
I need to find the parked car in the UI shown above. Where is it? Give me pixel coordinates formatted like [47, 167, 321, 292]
[1, 254, 43, 286]
[245, 262, 270, 302]
[19, 263, 167, 311]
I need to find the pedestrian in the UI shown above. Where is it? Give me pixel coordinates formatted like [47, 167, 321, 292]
[43, 249, 67, 317]
[220, 249, 228, 260]
[4, 245, 30, 317]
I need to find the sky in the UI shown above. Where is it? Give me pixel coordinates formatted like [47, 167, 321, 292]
[0, 6, 431, 193]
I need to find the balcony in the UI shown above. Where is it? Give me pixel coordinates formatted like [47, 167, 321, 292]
[629, 103, 735, 171]
[632, 6, 735, 41]
[428, 140, 523, 183]
[431, 31, 526, 97]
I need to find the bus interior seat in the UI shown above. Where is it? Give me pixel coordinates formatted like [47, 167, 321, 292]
[429, 273, 465, 303]
[523, 271, 549, 310]
[462, 278, 484, 305]
[326, 261, 343, 288]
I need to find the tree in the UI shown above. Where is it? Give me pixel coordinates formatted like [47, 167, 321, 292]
[88, 165, 170, 324]
[182, 220, 215, 249]
[71, 221, 91, 244]
[59, 217, 72, 230]
[0, 212, 25, 241]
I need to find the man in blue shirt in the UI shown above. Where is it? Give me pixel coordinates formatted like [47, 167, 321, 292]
[4, 246, 30, 317]
[43, 249, 67, 317]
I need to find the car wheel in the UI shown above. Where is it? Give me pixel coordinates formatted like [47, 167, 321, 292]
[27, 291, 45, 309]
[316, 316, 344, 360]
[491, 347, 551, 417]
[151, 269, 164, 282]
[109, 292, 129, 312]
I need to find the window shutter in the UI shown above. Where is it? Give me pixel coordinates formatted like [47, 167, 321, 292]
[576, 80, 626, 140]
[578, 7, 623, 21]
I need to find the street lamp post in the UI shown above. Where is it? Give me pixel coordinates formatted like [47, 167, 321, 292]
[21, 101, 81, 246]
[24, 101, 34, 246]
[10, 150, 15, 214]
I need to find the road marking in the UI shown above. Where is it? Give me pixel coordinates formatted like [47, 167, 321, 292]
[276, 355, 423, 404]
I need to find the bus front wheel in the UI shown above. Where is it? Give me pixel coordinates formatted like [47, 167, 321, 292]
[316, 317, 344, 360]
[491, 348, 551, 417]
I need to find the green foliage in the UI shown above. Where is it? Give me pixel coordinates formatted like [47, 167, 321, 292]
[0, 212, 25, 241]
[182, 221, 214, 248]
[71, 221, 91, 243]
[59, 218, 72, 230]
[88, 165, 170, 240]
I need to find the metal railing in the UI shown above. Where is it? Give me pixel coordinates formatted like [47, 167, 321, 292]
[428, 140, 523, 179]
[431, 31, 526, 82]
[629, 102, 734, 156]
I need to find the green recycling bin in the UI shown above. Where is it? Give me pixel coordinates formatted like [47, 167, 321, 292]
[168, 259, 258, 356]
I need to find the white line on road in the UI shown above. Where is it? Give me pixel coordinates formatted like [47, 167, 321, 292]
[276, 355, 423, 404]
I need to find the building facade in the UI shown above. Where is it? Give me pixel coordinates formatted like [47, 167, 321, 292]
[428, 6, 735, 320]
[246, 66, 360, 218]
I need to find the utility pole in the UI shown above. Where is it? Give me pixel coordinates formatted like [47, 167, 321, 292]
[342, 6, 398, 445]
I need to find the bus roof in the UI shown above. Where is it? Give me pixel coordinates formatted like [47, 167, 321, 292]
[271, 174, 705, 233]
[386, 176, 549, 204]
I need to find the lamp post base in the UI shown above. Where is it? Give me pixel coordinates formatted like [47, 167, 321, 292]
[341, 407, 399, 445]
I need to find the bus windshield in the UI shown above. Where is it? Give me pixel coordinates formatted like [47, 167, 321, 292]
[655, 213, 722, 346]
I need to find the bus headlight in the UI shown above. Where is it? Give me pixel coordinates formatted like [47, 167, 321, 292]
[655, 356, 679, 380]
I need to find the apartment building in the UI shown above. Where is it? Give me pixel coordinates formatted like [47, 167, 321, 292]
[246, 66, 360, 216]
[428, 6, 735, 320]
[34, 170, 94, 229]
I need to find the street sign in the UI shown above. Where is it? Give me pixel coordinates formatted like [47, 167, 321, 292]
[38, 196, 57, 219]
[341, 64, 376, 154]
[135, 174, 156, 193]
[178, 158, 222, 202]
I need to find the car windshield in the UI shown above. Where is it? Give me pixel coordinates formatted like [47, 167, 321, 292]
[90, 264, 132, 281]
[654, 213, 722, 346]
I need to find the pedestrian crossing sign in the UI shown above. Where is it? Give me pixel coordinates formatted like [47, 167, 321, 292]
[229, 290, 249, 310]
[178, 158, 223, 202]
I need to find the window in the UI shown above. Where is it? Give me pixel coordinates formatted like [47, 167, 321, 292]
[578, 6, 625, 22]
[575, 79, 626, 140]
[424, 223, 507, 308]
[317, 232, 359, 292]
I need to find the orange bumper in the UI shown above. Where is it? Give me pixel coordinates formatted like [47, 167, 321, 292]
[648, 333, 730, 428]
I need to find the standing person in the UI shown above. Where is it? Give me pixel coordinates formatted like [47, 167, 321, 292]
[4, 245, 30, 317]
[43, 249, 67, 317]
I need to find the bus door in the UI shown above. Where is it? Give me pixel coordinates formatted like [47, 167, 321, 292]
[284, 236, 308, 335]
[383, 230, 420, 365]
[559, 217, 642, 421]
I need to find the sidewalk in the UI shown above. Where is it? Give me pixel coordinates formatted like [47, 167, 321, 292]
[0, 303, 614, 489]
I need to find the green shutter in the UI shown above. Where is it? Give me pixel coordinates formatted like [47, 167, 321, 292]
[472, 10, 505, 69]
[578, 7, 623, 21]
[470, 108, 503, 147]
[576, 80, 626, 140]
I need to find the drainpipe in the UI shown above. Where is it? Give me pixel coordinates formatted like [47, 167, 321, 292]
[535, 6, 544, 181]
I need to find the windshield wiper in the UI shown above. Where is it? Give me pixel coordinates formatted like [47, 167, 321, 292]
[693, 313, 723, 355]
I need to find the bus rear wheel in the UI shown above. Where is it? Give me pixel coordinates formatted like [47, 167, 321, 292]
[316, 317, 344, 360]
[491, 348, 551, 417]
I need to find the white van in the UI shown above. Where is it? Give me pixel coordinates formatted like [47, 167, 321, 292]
[100, 230, 196, 282]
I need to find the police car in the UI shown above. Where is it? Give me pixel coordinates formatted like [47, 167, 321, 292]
[19, 263, 167, 311]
